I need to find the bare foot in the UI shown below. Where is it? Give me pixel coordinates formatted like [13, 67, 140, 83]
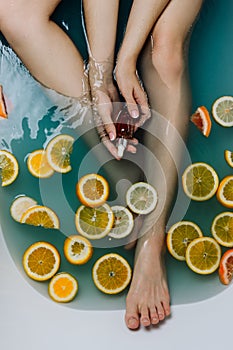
[125, 229, 171, 330]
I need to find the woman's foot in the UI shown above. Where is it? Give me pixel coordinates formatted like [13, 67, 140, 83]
[125, 229, 171, 330]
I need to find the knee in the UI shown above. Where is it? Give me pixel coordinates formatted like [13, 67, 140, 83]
[151, 33, 186, 85]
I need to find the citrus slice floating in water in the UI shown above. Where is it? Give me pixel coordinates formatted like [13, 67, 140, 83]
[126, 182, 158, 215]
[23, 241, 60, 281]
[27, 149, 54, 178]
[46, 134, 74, 173]
[64, 235, 93, 265]
[92, 253, 132, 294]
[48, 272, 78, 303]
[190, 106, 211, 137]
[212, 96, 233, 127]
[218, 249, 233, 285]
[75, 203, 114, 240]
[224, 150, 233, 167]
[166, 221, 203, 261]
[185, 237, 221, 275]
[108, 205, 134, 239]
[0, 85, 8, 118]
[211, 212, 233, 247]
[10, 195, 37, 222]
[216, 175, 233, 208]
[0, 150, 19, 187]
[182, 162, 219, 201]
[76, 173, 109, 208]
[21, 205, 60, 229]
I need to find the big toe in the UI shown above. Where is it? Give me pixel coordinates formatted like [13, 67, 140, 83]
[126, 316, 140, 330]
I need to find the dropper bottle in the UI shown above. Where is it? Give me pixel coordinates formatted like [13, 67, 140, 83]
[115, 105, 135, 158]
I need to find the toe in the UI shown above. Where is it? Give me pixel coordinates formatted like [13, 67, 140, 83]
[140, 306, 151, 327]
[125, 301, 140, 330]
[162, 300, 171, 317]
[149, 306, 159, 325]
[156, 302, 165, 321]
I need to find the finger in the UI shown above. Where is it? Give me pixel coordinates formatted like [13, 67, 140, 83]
[102, 138, 121, 160]
[127, 138, 138, 145]
[97, 103, 116, 141]
[126, 144, 137, 154]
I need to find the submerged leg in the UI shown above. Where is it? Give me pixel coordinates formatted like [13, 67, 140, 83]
[125, 0, 203, 329]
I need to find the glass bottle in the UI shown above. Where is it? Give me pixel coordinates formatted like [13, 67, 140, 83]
[115, 105, 135, 158]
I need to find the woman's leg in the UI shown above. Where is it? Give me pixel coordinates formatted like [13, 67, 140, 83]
[0, 0, 86, 98]
[125, 0, 203, 330]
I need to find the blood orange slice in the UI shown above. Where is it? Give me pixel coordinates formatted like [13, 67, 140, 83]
[190, 106, 211, 137]
[219, 249, 233, 285]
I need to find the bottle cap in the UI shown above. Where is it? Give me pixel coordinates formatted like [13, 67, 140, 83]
[117, 138, 127, 158]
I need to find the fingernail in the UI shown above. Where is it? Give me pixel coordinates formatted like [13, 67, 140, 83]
[131, 110, 139, 119]
[109, 132, 115, 141]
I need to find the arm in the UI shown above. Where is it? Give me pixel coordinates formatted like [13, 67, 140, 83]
[115, 0, 170, 124]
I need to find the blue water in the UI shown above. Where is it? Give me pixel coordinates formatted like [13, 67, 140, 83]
[0, 0, 233, 309]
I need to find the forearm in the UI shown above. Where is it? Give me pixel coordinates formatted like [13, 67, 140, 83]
[118, 0, 170, 64]
[83, 0, 119, 62]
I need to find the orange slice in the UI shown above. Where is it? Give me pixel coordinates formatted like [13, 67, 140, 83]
[10, 195, 37, 222]
[190, 106, 211, 137]
[216, 175, 233, 208]
[75, 203, 114, 240]
[92, 253, 132, 294]
[48, 272, 78, 302]
[0, 85, 8, 118]
[185, 237, 221, 275]
[211, 212, 233, 247]
[27, 149, 54, 178]
[166, 221, 203, 261]
[0, 150, 19, 186]
[76, 173, 109, 208]
[182, 162, 219, 201]
[219, 249, 233, 285]
[224, 150, 233, 168]
[23, 241, 60, 281]
[64, 235, 93, 265]
[21, 205, 60, 229]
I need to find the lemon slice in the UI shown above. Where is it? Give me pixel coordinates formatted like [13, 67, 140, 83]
[211, 212, 233, 247]
[0, 150, 19, 186]
[46, 134, 74, 173]
[10, 195, 37, 222]
[108, 205, 134, 239]
[75, 203, 114, 240]
[182, 162, 219, 201]
[76, 173, 109, 208]
[126, 182, 158, 215]
[224, 150, 233, 167]
[166, 221, 203, 261]
[92, 253, 132, 294]
[27, 149, 54, 178]
[48, 272, 78, 303]
[64, 235, 93, 264]
[216, 175, 233, 208]
[212, 96, 233, 127]
[23, 241, 60, 281]
[185, 237, 221, 275]
[21, 205, 60, 229]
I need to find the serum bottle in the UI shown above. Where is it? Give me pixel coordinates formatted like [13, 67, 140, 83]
[115, 106, 135, 158]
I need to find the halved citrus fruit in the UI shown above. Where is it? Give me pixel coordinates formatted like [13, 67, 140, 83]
[212, 96, 233, 127]
[46, 134, 74, 173]
[76, 173, 109, 208]
[108, 205, 134, 239]
[185, 237, 221, 275]
[64, 235, 93, 264]
[92, 253, 132, 294]
[190, 106, 211, 137]
[216, 175, 233, 208]
[21, 205, 60, 229]
[211, 212, 233, 247]
[10, 195, 37, 222]
[27, 149, 54, 178]
[0, 150, 19, 186]
[166, 221, 203, 261]
[224, 150, 233, 167]
[126, 182, 158, 215]
[75, 203, 114, 240]
[0, 85, 7, 118]
[182, 162, 219, 201]
[23, 241, 60, 281]
[218, 249, 233, 285]
[48, 272, 78, 302]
